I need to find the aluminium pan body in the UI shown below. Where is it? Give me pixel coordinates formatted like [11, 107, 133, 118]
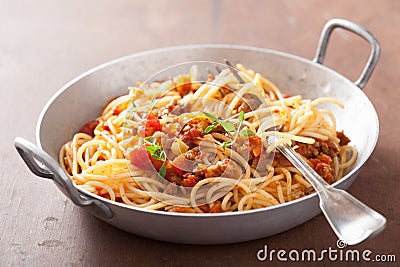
[36, 45, 379, 244]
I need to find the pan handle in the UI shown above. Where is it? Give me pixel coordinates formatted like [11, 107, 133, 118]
[313, 19, 380, 89]
[14, 137, 113, 219]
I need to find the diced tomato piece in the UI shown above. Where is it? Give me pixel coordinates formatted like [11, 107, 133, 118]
[169, 206, 196, 213]
[248, 136, 262, 157]
[308, 158, 319, 169]
[129, 145, 164, 171]
[151, 157, 164, 171]
[309, 158, 334, 184]
[144, 114, 162, 137]
[209, 203, 222, 213]
[173, 165, 187, 176]
[129, 146, 153, 170]
[79, 120, 99, 137]
[318, 153, 332, 164]
[113, 107, 122, 115]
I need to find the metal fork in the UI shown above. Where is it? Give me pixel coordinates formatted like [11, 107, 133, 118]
[218, 61, 386, 245]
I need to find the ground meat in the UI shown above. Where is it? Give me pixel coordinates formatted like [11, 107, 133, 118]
[205, 162, 225, 178]
[295, 139, 339, 159]
[320, 139, 339, 158]
[184, 149, 202, 161]
[294, 142, 319, 158]
[205, 159, 241, 178]
[248, 136, 263, 157]
[237, 93, 262, 113]
[272, 150, 335, 183]
[180, 127, 204, 148]
[163, 165, 183, 185]
[290, 139, 339, 184]
[158, 100, 177, 118]
[171, 149, 203, 175]
[251, 151, 273, 172]
[272, 153, 293, 167]
[337, 130, 351, 146]
[182, 173, 201, 187]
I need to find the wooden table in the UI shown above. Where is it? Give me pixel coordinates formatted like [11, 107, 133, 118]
[1, 1, 398, 266]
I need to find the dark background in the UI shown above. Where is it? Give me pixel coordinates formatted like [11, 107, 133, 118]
[0, 0, 398, 266]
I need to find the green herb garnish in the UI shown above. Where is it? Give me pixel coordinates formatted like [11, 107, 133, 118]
[222, 111, 245, 150]
[204, 121, 219, 134]
[240, 129, 255, 136]
[239, 110, 245, 121]
[221, 141, 232, 150]
[143, 136, 167, 176]
[145, 144, 166, 161]
[128, 101, 137, 110]
[203, 112, 218, 121]
[143, 136, 156, 143]
[158, 164, 166, 178]
[220, 121, 236, 133]
[204, 111, 248, 150]
[202, 112, 237, 135]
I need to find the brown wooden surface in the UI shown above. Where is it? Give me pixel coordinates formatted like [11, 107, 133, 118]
[1, 0, 399, 266]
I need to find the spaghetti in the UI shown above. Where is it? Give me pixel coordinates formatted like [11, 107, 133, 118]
[59, 63, 357, 213]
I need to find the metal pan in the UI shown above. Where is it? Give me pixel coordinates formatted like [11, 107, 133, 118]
[14, 19, 380, 244]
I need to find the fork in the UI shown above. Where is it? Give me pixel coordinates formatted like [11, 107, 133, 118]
[216, 61, 386, 245]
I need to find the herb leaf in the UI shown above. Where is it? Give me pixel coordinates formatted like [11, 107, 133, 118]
[158, 164, 166, 177]
[145, 143, 166, 161]
[204, 121, 219, 134]
[146, 145, 159, 155]
[144, 136, 156, 143]
[220, 121, 235, 133]
[143, 135, 167, 178]
[150, 151, 165, 161]
[128, 101, 137, 110]
[239, 111, 245, 122]
[203, 112, 218, 120]
[221, 141, 231, 150]
[240, 129, 255, 136]
[203, 111, 245, 137]
[204, 124, 215, 134]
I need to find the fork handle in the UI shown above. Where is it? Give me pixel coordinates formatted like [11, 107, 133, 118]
[269, 136, 386, 244]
